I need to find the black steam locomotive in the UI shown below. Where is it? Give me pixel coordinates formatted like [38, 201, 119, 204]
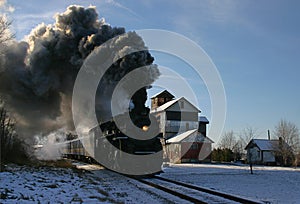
[64, 105, 163, 175]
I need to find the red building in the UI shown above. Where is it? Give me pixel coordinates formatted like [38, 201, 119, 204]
[166, 125, 213, 163]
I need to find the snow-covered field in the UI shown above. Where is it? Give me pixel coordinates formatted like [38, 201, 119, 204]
[0, 162, 185, 203]
[162, 163, 300, 204]
[1, 162, 299, 203]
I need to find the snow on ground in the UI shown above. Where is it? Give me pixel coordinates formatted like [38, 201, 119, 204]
[0, 162, 185, 203]
[1, 162, 299, 203]
[161, 163, 300, 204]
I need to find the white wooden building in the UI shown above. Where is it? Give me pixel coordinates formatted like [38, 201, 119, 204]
[150, 90, 213, 163]
[151, 96, 200, 139]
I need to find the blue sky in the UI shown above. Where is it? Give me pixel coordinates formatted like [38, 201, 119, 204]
[3, 0, 300, 138]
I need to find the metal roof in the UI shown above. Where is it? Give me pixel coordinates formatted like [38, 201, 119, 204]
[151, 97, 180, 112]
[166, 129, 214, 143]
[150, 90, 175, 99]
[245, 139, 290, 151]
[166, 129, 198, 143]
[150, 97, 200, 113]
[199, 116, 209, 123]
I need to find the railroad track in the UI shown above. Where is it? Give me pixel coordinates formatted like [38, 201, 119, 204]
[72, 160, 263, 203]
[132, 175, 264, 204]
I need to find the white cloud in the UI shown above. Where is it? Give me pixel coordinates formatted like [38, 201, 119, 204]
[105, 0, 142, 19]
[206, 0, 240, 23]
[15, 11, 55, 21]
[0, 0, 15, 13]
[0, 0, 5, 8]
[167, 0, 248, 44]
[11, 10, 57, 40]
[173, 0, 241, 27]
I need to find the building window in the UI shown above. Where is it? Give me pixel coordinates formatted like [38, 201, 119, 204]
[180, 101, 184, 108]
[186, 122, 189, 130]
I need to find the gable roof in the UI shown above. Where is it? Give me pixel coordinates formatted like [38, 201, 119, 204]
[150, 97, 200, 113]
[245, 139, 289, 151]
[167, 129, 197, 143]
[151, 90, 175, 99]
[199, 116, 209, 124]
[151, 97, 180, 112]
[166, 129, 214, 143]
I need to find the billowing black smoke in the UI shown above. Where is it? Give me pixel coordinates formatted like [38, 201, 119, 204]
[0, 5, 159, 143]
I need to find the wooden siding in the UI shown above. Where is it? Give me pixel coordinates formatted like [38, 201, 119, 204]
[166, 142, 212, 163]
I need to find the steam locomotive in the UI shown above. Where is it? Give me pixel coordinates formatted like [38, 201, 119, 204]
[64, 106, 163, 175]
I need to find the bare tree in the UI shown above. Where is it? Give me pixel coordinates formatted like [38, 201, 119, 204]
[0, 14, 14, 55]
[273, 119, 300, 166]
[1, 102, 29, 169]
[219, 131, 236, 150]
[241, 127, 257, 145]
[238, 126, 258, 154]
[217, 128, 258, 162]
[216, 131, 243, 161]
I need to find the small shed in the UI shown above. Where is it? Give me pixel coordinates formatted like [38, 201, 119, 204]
[245, 139, 277, 165]
[166, 129, 214, 163]
[245, 139, 291, 165]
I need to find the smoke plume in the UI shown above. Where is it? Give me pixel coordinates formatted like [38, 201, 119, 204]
[0, 5, 159, 144]
[33, 129, 66, 160]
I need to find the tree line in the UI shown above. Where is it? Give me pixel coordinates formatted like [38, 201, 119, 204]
[1, 103, 29, 167]
[0, 14, 29, 170]
[212, 120, 300, 166]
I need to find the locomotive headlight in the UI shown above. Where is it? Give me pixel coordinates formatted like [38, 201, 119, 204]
[142, 125, 149, 132]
